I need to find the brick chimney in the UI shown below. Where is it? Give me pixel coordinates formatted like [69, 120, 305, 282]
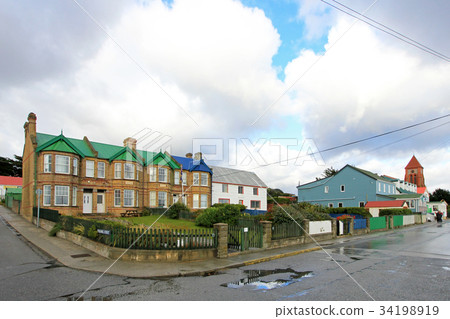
[24, 112, 37, 141]
[185, 153, 193, 158]
[194, 152, 202, 161]
[123, 137, 137, 151]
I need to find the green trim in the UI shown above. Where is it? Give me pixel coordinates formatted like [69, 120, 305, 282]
[109, 147, 144, 165]
[36, 134, 85, 158]
[147, 152, 180, 169]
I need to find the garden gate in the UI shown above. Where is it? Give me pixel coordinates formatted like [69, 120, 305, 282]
[228, 224, 263, 251]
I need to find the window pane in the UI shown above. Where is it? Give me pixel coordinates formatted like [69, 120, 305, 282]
[86, 160, 94, 177]
[124, 163, 135, 179]
[222, 184, 228, 193]
[55, 155, 69, 174]
[150, 191, 156, 207]
[114, 190, 121, 206]
[201, 173, 208, 186]
[44, 154, 52, 173]
[158, 168, 167, 183]
[98, 162, 105, 178]
[55, 186, 69, 205]
[193, 173, 199, 185]
[124, 190, 134, 207]
[253, 188, 258, 195]
[73, 158, 78, 176]
[193, 194, 199, 208]
[158, 192, 167, 207]
[174, 171, 180, 185]
[43, 185, 51, 206]
[201, 194, 207, 208]
[238, 186, 243, 194]
[149, 167, 157, 182]
[115, 163, 121, 179]
[72, 187, 77, 206]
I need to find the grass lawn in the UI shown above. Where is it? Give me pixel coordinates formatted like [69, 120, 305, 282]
[122, 215, 208, 230]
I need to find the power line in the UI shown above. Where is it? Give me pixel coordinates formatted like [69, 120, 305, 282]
[213, 114, 450, 178]
[321, 0, 450, 62]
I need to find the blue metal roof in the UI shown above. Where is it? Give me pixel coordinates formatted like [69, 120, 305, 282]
[172, 156, 213, 174]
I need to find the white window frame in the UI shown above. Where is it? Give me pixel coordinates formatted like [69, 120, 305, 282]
[383, 184, 386, 192]
[378, 183, 381, 192]
[193, 194, 199, 209]
[149, 191, 156, 207]
[158, 167, 167, 183]
[201, 173, 208, 186]
[324, 186, 329, 193]
[250, 200, 261, 209]
[98, 162, 105, 179]
[149, 166, 157, 182]
[114, 163, 122, 179]
[340, 185, 345, 192]
[43, 185, 51, 206]
[44, 154, 52, 173]
[158, 191, 167, 208]
[72, 187, 77, 206]
[114, 190, 121, 207]
[54, 185, 69, 206]
[123, 189, 134, 207]
[124, 163, 135, 180]
[86, 160, 95, 178]
[182, 172, 187, 186]
[174, 171, 180, 185]
[200, 194, 207, 208]
[136, 191, 139, 207]
[222, 184, 228, 193]
[193, 173, 199, 186]
[359, 201, 365, 207]
[73, 158, 78, 176]
[55, 155, 70, 174]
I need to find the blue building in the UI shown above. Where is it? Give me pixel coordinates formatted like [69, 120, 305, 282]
[297, 165, 403, 208]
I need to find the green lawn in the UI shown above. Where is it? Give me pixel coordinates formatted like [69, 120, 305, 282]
[122, 215, 208, 230]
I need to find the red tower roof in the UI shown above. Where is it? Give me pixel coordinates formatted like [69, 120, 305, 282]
[405, 155, 423, 169]
[0, 176, 23, 186]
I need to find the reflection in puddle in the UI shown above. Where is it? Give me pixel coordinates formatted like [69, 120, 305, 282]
[221, 268, 313, 290]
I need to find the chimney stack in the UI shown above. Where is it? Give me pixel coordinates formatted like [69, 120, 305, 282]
[24, 112, 37, 140]
[185, 153, 193, 158]
[123, 137, 137, 151]
[194, 152, 202, 161]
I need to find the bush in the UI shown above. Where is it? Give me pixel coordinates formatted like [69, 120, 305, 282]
[73, 224, 85, 235]
[212, 203, 246, 212]
[87, 225, 98, 239]
[166, 202, 190, 219]
[267, 197, 291, 205]
[379, 208, 413, 216]
[326, 207, 372, 219]
[272, 202, 332, 225]
[195, 204, 244, 227]
[48, 223, 62, 237]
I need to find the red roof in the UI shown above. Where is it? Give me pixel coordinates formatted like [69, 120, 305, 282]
[417, 187, 427, 194]
[405, 155, 423, 169]
[0, 176, 23, 186]
[365, 200, 406, 208]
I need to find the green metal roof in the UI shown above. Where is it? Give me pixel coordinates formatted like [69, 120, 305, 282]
[147, 152, 180, 169]
[5, 188, 22, 195]
[386, 193, 423, 199]
[36, 134, 86, 158]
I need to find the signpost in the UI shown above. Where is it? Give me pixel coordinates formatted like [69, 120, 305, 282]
[36, 189, 42, 228]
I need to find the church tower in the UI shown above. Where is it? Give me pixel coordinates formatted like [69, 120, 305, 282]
[404, 155, 425, 187]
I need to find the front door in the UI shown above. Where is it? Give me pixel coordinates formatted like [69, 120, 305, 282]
[97, 193, 105, 213]
[83, 193, 92, 214]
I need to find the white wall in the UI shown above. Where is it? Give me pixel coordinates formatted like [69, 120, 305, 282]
[403, 215, 415, 225]
[309, 221, 332, 235]
[212, 182, 267, 211]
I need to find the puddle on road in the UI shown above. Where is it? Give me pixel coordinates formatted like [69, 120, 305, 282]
[221, 268, 313, 290]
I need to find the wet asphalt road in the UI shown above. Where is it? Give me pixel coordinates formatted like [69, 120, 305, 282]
[1, 217, 449, 301]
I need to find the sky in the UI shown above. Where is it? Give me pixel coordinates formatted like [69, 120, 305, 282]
[1, 0, 449, 194]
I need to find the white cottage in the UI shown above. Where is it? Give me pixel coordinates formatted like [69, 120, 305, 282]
[211, 166, 267, 215]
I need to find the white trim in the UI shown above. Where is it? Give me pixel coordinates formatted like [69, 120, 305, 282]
[55, 155, 70, 174]
[54, 185, 69, 206]
[85, 160, 95, 178]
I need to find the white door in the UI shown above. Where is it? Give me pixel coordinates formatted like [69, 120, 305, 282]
[97, 193, 105, 213]
[83, 193, 92, 214]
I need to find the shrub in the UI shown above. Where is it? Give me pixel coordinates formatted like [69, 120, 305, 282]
[87, 225, 98, 239]
[195, 204, 243, 227]
[166, 202, 190, 219]
[272, 202, 332, 224]
[379, 208, 414, 216]
[48, 223, 62, 237]
[326, 207, 372, 219]
[73, 224, 85, 236]
[212, 203, 246, 212]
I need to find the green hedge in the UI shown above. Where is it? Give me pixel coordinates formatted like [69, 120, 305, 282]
[325, 207, 372, 219]
[267, 197, 291, 205]
[272, 202, 332, 225]
[195, 204, 245, 227]
[379, 208, 413, 216]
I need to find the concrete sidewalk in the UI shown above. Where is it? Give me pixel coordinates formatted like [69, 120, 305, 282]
[0, 206, 431, 279]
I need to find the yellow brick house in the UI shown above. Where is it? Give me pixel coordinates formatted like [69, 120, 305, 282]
[21, 113, 212, 221]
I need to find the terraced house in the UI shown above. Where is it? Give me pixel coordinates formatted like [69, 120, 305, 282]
[21, 113, 212, 221]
